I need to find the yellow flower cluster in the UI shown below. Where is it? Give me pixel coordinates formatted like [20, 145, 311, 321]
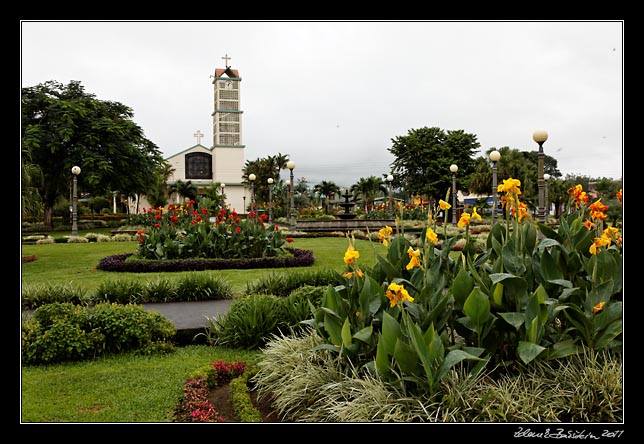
[378, 226, 393, 247]
[589, 226, 622, 255]
[385, 282, 414, 307]
[406, 247, 422, 270]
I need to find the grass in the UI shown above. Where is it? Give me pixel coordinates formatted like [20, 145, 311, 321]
[20, 236, 386, 423]
[21, 345, 261, 422]
[21, 237, 387, 296]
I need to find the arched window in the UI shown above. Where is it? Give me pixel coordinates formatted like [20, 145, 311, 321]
[185, 153, 212, 179]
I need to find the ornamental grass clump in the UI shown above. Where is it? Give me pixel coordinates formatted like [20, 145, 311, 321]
[305, 182, 622, 403]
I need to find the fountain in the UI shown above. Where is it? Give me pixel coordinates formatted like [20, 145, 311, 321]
[337, 189, 358, 220]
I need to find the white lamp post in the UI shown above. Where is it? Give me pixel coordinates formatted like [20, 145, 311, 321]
[71, 166, 81, 236]
[386, 174, 394, 213]
[248, 173, 256, 221]
[220, 183, 226, 208]
[489, 150, 501, 225]
[533, 129, 548, 223]
[287, 160, 296, 232]
[450, 164, 458, 225]
[267, 177, 274, 224]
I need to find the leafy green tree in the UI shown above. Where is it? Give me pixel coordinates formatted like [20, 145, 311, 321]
[388, 127, 480, 206]
[350, 175, 387, 211]
[21, 80, 165, 227]
[242, 153, 290, 204]
[145, 162, 175, 209]
[169, 180, 198, 203]
[21, 145, 43, 220]
[313, 180, 340, 214]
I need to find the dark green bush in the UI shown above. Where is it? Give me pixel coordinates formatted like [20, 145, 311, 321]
[283, 285, 325, 328]
[174, 273, 234, 302]
[206, 294, 288, 350]
[21, 284, 89, 310]
[95, 279, 145, 305]
[245, 267, 342, 297]
[21, 302, 176, 365]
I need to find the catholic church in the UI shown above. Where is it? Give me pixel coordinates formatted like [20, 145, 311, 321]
[132, 55, 247, 214]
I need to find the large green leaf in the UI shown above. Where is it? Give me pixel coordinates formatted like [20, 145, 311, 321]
[393, 338, 420, 375]
[353, 325, 374, 344]
[545, 339, 584, 360]
[452, 268, 474, 308]
[463, 288, 490, 328]
[436, 349, 485, 382]
[498, 312, 524, 330]
[517, 341, 546, 364]
[375, 335, 391, 377]
[341, 317, 352, 347]
[381, 311, 401, 356]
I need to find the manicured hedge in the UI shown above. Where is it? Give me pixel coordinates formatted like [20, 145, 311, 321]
[96, 247, 315, 272]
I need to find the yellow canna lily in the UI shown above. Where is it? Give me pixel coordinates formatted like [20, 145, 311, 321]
[471, 206, 482, 221]
[457, 212, 470, 228]
[593, 301, 606, 314]
[439, 199, 451, 210]
[425, 227, 438, 244]
[385, 282, 414, 307]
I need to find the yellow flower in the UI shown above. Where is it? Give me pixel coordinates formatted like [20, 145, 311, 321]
[471, 206, 482, 221]
[378, 226, 393, 247]
[593, 301, 606, 314]
[589, 236, 611, 255]
[342, 272, 354, 278]
[343, 243, 360, 265]
[457, 212, 470, 228]
[425, 227, 438, 244]
[385, 282, 414, 307]
[439, 199, 451, 210]
[583, 220, 594, 230]
[498, 177, 522, 195]
[406, 247, 422, 270]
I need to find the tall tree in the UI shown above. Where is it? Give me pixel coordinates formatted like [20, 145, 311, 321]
[242, 153, 291, 204]
[350, 175, 387, 211]
[388, 127, 480, 207]
[313, 180, 340, 214]
[21, 80, 165, 227]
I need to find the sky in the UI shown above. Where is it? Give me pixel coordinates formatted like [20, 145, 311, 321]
[20, 20, 623, 188]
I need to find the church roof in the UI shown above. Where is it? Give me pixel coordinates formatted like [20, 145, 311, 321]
[214, 67, 240, 78]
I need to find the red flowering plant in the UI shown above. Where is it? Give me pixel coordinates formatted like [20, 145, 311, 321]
[135, 197, 288, 260]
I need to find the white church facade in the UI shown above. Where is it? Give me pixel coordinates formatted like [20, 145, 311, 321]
[131, 56, 248, 214]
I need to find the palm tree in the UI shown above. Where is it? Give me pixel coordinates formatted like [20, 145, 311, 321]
[313, 180, 340, 214]
[350, 176, 387, 212]
[145, 162, 175, 209]
[169, 180, 198, 204]
[21, 146, 43, 220]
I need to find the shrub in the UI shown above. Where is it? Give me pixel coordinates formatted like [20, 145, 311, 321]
[174, 273, 234, 302]
[21, 302, 176, 365]
[245, 267, 341, 297]
[21, 283, 89, 310]
[204, 294, 289, 350]
[283, 285, 325, 328]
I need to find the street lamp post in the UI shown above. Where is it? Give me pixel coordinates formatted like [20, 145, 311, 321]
[386, 174, 394, 213]
[267, 178, 274, 224]
[450, 164, 458, 225]
[489, 150, 501, 225]
[71, 166, 81, 236]
[287, 160, 296, 232]
[533, 129, 548, 223]
[220, 183, 226, 208]
[248, 174, 256, 221]
[543, 174, 550, 221]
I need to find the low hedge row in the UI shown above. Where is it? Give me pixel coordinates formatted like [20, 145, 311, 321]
[96, 248, 315, 272]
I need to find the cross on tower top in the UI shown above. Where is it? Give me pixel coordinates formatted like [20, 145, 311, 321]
[193, 130, 204, 145]
[222, 54, 231, 67]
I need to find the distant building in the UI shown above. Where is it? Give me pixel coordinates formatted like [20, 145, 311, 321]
[131, 56, 248, 214]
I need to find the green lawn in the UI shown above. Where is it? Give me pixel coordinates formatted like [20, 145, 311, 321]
[20, 235, 388, 423]
[21, 237, 387, 296]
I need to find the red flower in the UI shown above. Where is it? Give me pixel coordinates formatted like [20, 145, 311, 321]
[235, 226, 241, 233]
[286, 237, 294, 243]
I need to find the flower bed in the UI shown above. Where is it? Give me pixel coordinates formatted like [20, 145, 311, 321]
[96, 247, 314, 272]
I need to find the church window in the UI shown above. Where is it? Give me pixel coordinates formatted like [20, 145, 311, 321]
[185, 152, 212, 179]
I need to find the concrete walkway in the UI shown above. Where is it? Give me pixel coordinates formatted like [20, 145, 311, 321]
[143, 299, 234, 331]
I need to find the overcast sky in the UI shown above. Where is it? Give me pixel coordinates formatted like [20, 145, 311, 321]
[20, 21, 623, 187]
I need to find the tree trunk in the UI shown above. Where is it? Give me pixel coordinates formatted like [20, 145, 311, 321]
[43, 205, 53, 229]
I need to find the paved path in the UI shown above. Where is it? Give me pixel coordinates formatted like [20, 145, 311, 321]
[143, 299, 234, 331]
